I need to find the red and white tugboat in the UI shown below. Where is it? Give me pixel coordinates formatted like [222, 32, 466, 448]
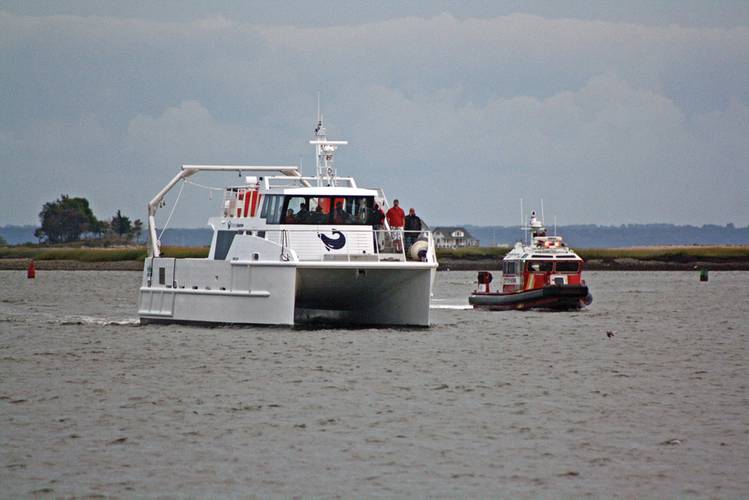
[469, 211, 592, 311]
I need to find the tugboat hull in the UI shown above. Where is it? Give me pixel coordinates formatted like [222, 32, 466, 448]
[469, 284, 591, 311]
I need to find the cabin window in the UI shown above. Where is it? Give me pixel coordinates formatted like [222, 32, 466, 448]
[259, 194, 270, 218]
[285, 196, 308, 219]
[261, 195, 284, 224]
[527, 260, 553, 272]
[280, 196, 331, 224]
[280, 196, 373, 225]
[214, 230, 238, 260]
[336, 196, 370, 225]
[555, 261, 580, 273]
[158, 267, 165, 285]
[502, 261, 520, 275]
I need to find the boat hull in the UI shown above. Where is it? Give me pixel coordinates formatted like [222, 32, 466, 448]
[138, 257, 434, 327]
[294, 266, 432, 326]
[469, 284, 591, 311]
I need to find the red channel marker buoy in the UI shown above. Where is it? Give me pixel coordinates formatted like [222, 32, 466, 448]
[27, 259, 36, 279]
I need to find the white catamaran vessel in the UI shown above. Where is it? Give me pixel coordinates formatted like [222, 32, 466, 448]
[138, 118, 438, 326]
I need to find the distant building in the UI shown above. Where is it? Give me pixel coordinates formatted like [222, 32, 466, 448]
[433, 227, 480, 248]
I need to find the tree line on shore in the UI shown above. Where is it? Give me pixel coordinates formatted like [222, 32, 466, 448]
[31, 195, 143, 245]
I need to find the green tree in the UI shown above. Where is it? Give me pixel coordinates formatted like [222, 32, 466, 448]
[94, 219, 110, 239]
[111, 210, 132, 240]
[37, 195, 98, 243]
[132, 219, 144, 243]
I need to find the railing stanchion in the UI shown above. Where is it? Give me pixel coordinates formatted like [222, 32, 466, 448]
[375, 229, 381, 262]
[401, 229, 406, 261]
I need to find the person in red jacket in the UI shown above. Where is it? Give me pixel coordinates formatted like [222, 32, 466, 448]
[386, 199, 406, 252]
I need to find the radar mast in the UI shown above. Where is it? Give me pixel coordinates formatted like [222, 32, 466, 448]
[309, 101, 347, 187]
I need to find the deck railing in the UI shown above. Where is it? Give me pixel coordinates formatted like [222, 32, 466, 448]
[145, 228, 435, 289]
[256, 228, 436, 264]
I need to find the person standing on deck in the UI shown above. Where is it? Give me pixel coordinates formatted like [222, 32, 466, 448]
[386, 199, 406, 252]
[368, 202, 386, 251]
[370, 203, 385, 228]
[404, 208, 423, 251]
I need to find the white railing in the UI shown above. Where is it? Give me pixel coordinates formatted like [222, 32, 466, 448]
[257, 228, 436, 264]
[144, 228, 436, 291]
[261, 175, 358, 189]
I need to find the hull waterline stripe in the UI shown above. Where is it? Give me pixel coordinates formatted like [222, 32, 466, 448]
[139, 287, 270, 297]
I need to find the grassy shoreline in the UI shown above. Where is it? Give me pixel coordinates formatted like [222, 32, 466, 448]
[1, 245, 748, 271]
[437, 245, 749, 270]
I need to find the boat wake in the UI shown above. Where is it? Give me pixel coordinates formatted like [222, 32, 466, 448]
[58, 316, 141, 326]
[430, 304, 473, 310]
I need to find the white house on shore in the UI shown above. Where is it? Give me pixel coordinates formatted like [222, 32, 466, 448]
[433, 227, 480, 248]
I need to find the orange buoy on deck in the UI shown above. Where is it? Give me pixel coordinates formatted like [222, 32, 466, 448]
[27, 259, 36, 279]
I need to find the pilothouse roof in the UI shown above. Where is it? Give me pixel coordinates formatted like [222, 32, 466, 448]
[272, 186, 378, 197]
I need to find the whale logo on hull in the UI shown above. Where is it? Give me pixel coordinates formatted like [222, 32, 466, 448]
[318, 229, 346, 251]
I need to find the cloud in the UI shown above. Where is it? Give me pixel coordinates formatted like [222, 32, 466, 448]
[127, 100, 248, 164]
[335, 72, 749, 225]
[0, 10, 748, 226]
[0, 125, 118, 230]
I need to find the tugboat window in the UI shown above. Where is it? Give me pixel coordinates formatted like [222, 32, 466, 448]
[527, 260, 553, 272]
[555, 261, 580, 272]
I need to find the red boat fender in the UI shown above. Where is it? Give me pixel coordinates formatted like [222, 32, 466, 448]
[27, 259, 36, 279]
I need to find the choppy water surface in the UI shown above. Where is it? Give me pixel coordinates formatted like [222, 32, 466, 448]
[1, 270, 748, 497]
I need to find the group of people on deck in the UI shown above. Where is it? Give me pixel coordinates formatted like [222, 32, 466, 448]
[285, 201, 359, 225]
[370, 198, 423, 253]
[283, 197, 424, 254]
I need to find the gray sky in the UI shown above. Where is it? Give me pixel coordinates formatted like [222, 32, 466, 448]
[1, 1, 748, 227]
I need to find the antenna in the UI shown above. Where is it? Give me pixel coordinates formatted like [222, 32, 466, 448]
[316, 91, 321, 123]
[541, 198, 545, 225]
[520, 198, 523, 227]
[520, 198, 525, 245]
